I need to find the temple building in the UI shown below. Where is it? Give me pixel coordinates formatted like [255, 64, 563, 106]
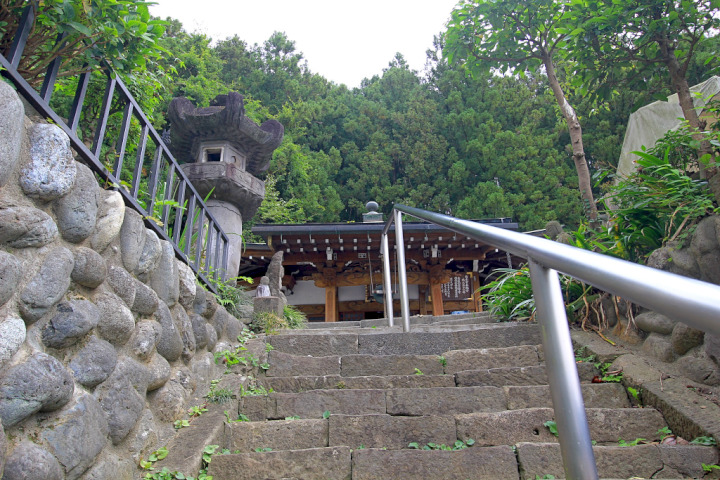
[240, 204, 520, 322]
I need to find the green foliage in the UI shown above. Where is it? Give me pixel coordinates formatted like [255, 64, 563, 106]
[413, 368, 424, 376]
[618, 437, 647, 447]
[224, 411, 250, 423]
[251, 306, 307, 335]
[691, 436, 717, 446]
[322, 410, 331, 419]
[703, 463, 720, 472]
[188, 405, 208, 417]
[544, 420, 558, 437]
[481, 267, 535, 320]
[603, 148, 718, 262]
[173, 419, 190, 430]
[437, 356, 447, 367]
[239, 376, 273, 397]
[205, 379, 233, 404]
[204, 276, 254, 319]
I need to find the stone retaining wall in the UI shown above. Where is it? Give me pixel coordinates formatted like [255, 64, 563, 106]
[629, 215, 720, 386]
[0, 81, 248, 479]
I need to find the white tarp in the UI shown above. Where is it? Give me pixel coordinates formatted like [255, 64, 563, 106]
[617, 76, 720, 179]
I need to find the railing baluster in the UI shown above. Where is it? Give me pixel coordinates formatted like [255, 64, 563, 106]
[130, 126, 150, 198]
[68, 68, 91, 133]
[221, 236, 229, 282]
[527, 258, 597, 480]
[7, 5, 34, 69]
[194, 209, 206, 273]
[381, 232, 394, 326]
[146, 147, 163, 217]
[161, 164, 176, 229]
[173, 179, 187, 245]
[113, 102, 134, 179]
[184, 196, 197, 258]
[393, 210, 411, 332]
[39, 33, 67, 102]
[92, 77, 117, 160]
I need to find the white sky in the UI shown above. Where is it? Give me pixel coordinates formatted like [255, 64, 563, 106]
[149, 0, 460, 88]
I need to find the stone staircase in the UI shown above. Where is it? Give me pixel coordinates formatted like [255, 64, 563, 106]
[154, 313, 719, 479]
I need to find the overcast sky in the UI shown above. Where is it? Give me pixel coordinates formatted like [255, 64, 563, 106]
[149, 0, 460, 88]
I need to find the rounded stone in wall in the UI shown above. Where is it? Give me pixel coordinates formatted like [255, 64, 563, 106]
[0, 417, 6, 477]
[147, 353, 171, 391]
[94, 291, 135, 346]
[132, 278, 159, 316]
[671, 322, 705, 356]
[119, 209, 146, 274]
[0, 251, 21, 308]
[149, 240, 179, 307]
[0, 80, 25, 188]
[20, 123, 76, 201]
[148, 380, 188, 422]
[53, 162, 99, 243]
[2, 441, 63, 480]
[136, 229, 161, 279]
[0, 206, 59, 249]
[225, 315, 242, 342]
[41, 299, 100, 349]
[91, 190, 125, 253]
[106, 265, 136, 308]
[191, 313, 209, 350]
[18, 246, 74, 324]
[0, 315, 25, 367]
[69, 335, 117, 388]
[193, 286, 207, 316]
[79, 453, 135, 480]
[634, 311, 677, 335]
[172, 304, 196, 363]
[206, 322, 218, 352]
[130, 320, 161, 360]
[41, 394, 109, 480]
[641, 332, 676, 363]
[177, 261, 197, 310]
[71, 247, 107, 288]
[0, 352, 74, 427]
[675, 348, 720, 386]
[154, 301, 183, 362]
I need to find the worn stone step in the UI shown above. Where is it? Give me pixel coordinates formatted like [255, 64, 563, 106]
[271, 389, 387, 419]
[329, 414, 457, 450]
[259, 373, 455, 393]
[505, 383, 631, 409]
[268, 322, 541, 357]
[516, 442, 718, 479]
[341, 354, 445, 376]
[206, 446, 352, 480]
[442, 345, 541, 373]
[265, 351, 341, 377]
[456, 407, 667, 446]
[455, 361, 599, 387]
[226, 418, 328, 452]
[386, 386, 507, 416]
[351, 446, 519, 480]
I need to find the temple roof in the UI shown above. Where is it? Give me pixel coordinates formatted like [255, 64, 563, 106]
[168, 92, 284, 175]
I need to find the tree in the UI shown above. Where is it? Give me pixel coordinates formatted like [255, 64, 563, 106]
[570, 0, 720, 202]
[443, 0, 599, 223]
[0, 0, 166, 86]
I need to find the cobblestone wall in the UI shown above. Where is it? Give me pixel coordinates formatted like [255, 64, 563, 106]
[0, 81, 248, 479]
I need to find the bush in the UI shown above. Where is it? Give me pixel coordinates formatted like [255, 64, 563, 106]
[251, 305, 307, 334]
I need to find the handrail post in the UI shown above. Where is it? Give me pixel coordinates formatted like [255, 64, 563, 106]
[381, 231, 394, 326]
[394, 209, 411, 332]
[527, 258, 598, 480]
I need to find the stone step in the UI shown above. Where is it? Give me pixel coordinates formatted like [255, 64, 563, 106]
[505, 383, 631, 409]
[259, 373, 456, 393]
[455, 361, 599, 387]
[303, 312, 495, 331]
[456, 407, 667, 446]
[516, 442, 718, 479]
[268, 322, 541, 357]
[226, 418, 328, 452]
[266, 344, 546, 378]
[329, 414, 457, 450]
[206, 446, 352, 480]
[351, 446, 519, 480]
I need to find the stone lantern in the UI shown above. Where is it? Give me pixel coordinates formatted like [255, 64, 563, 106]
[167, 92, 284, 278]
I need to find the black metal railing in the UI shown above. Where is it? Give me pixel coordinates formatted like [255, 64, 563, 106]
[0, 5, 229, 292]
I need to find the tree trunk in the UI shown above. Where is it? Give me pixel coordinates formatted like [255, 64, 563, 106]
[660, 35, 720, 203]
[543, 54, 599, 225]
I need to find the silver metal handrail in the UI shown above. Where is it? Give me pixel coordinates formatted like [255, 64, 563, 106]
[381, 204, 720, 480]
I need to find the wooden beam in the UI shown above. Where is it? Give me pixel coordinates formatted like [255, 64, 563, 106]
[430, 283, 444, 316]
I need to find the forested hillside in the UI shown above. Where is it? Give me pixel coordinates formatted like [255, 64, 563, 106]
[8, 1, 713, 233]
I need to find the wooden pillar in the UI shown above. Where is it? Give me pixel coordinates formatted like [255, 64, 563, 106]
[325, 285, 338, 322]
[430, 282, 444, 316]
[418, 285, 428, 316]
[472, 272, 483, 312]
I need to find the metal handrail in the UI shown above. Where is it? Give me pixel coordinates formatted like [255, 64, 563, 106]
[1, 5, 230, 290]
[382, 204, 720, 480]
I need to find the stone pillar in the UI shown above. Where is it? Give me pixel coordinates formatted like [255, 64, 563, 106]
[205, 200, 242, 279]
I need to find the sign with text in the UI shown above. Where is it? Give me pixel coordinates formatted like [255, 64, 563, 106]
[441, 273, 474, 301]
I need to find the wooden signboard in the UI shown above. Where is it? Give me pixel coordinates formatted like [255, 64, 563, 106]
[441, 273, 474, 301]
